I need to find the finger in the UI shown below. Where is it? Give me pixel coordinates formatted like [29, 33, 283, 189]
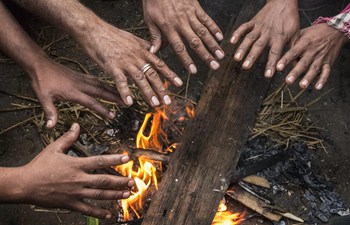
[147, 21, 163, 53]
[230, 21, 254, 44]
[196, 7, 223, 41]
[128, 65, 160, 107]
[277, 39, 309, 71]
[144, 51, 183, 87]
[75, 94, 115, 119]
[82, 74, 123, 97]
[265, 39, 285, 77]
[234, 31, 260, 62]
[315, 63, 331, 90]
[53, 123, 80, 153]
[190, 20, 225, 60]
[180, 25, 220, 70]
[37, 95, 58, 129]
[71, 201, 111, 219]
[241, 35, 268, 70]
[80, 81, 125, 106]
[83, 174, 134, 190]
[143, 67, 171, 105]
[167, 31, 197, 74]
[295, 56, 319, 89]
[79, 154, 131, 170]
[110, 71, 133, 106]
[80, 188, 131, 201]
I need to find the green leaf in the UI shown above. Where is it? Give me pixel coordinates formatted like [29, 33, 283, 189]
[86, 216, 100, 225]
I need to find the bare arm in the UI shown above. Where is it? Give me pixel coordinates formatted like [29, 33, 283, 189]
[11, 0, 183, 107]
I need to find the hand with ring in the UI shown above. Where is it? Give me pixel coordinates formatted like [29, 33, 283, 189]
[142, 0, 225, 73]
[230, 0, 300, 77]
[277, 23, 349, 90]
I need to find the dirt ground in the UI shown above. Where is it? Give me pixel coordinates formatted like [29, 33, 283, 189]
[0, 0, 349, 225]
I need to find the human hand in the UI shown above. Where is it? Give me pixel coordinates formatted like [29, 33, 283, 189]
[19, 123, 134, 219]
[29, 58, 124, 129]
[230, 0, 299, 77]
[77, 23, 183, 107]
[277, 23, 349, 90]
[142, 0, 224, 73]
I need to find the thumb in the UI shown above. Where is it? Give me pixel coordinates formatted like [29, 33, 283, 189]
[148, 22, 162, 53]
[53, 123, 80, 153]
[38, 95, 58, 129]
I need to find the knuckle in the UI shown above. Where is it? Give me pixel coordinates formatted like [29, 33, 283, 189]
[173, 42, 186, 53]
[196, 27, 208, 38]
[147, 70, 159, 79]
[134, 71, 145, 80]
[143, 87, 154, 95]
[270, 48, 282, 56]
[93, 190, 104, 200]
[156, 59, 165, 69]
[200, 14, 209, 23]
[246, 33, 257, 41]
[190, 37, 201, 49]
[97, 176, 110, 187]
[81, 206, 93, 216]
[87, 97, 98, 107]
[95, 156, 106, 167]
[254, 40, 264, 47]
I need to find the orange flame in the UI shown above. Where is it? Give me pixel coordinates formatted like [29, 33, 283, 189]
[212, 201, 245, 225]
[115, 103, 243, 224]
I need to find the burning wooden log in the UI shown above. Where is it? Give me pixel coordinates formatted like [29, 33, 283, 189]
[142, 1, 270, 224]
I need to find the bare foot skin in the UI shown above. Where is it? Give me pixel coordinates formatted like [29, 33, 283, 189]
[142, 0, 224, 73]
[230, 0, 299, 77]
[277, 23, 349, 90]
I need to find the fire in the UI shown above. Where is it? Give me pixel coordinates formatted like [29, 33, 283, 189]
[212, 201, 245, 225]
[115, 103, 243, 224]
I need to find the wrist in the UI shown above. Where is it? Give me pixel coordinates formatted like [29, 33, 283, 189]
[0, 167, 27, 203]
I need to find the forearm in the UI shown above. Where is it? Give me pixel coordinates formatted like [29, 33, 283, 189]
[10, 0, 106, 40]
[0, 2, 46, 76]
[0, 167, 26, 203]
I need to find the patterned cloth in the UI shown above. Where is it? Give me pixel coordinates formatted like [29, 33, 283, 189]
[312, 4, 350, 38]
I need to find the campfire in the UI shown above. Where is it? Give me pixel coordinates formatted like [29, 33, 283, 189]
[114, 103, 245, 224]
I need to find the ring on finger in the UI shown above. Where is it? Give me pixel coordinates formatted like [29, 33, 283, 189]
[141, 63, 152, 74]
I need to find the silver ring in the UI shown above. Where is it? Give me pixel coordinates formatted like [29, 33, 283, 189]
[141, 63, 152, 73]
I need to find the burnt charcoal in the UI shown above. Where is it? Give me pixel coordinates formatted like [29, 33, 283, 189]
[239, 137, 349, 224]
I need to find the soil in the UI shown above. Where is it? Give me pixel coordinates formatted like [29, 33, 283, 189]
[0, 0, 349, 225]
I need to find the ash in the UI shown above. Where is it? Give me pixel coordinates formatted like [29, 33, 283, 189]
[239, 138, 350, 224]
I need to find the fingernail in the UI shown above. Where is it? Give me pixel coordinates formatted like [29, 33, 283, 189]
[300, 80, 309, 88]
[163, 95, 171, 105]
[121, 155, 130, 163]
[105, 214, 112, 219]
[243, 60, 251, 69]
[109, 111, 116, 119]
[189, 64, 197, 74]
[230, 36, 236, 44]
[316, 83, 323, 90]
[265, 69, 272, 78]
[151, 96, 160, 106]
[287, 76, 294, 84]
[215, 32, 223, 41]
[150, 45, 155, 53]
[277, 63, 285, 71]
[70, 123, 78, 131]
[128, 179, 135, 188]
[123, 191, 131, 198]
[47, 119, 53, 128]
[234, 51, 242, 61]
[215, 50, 225, 60]
[174, 77, 183, 86]
[126, 96, 133, 105]
[210, 61, 220, 70]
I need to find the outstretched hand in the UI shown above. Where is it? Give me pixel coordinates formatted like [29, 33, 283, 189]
[277, 23, 349, 90]
[230, 0, 299, 77]
[30, 59, 125, 129]
[77, 24, 183, 107]
[142, 0, 224, 73]
[20, 123, 134, 219]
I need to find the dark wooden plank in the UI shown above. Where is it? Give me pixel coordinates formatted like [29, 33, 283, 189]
[142, 1, 268, 224]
